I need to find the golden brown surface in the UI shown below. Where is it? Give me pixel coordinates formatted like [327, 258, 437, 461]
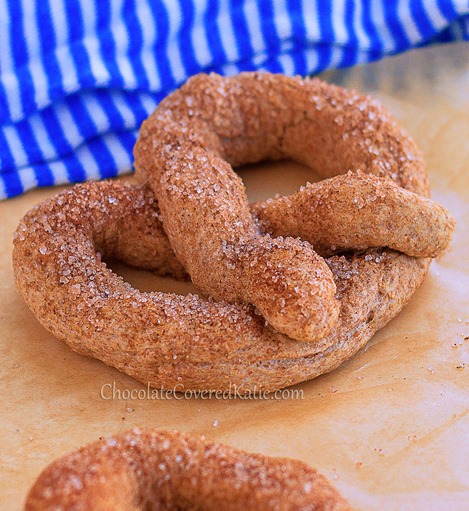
[1, 43, 468, 510]
[25, 428, 352, 511]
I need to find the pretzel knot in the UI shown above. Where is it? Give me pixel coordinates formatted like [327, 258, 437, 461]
[135, 72, 454, 342]
[13, 73, 454, 393]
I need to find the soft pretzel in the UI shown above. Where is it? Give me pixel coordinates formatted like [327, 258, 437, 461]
[25, 428, 352, 510]
[14, 72, 454, 392]
[13, 179, 439, 392]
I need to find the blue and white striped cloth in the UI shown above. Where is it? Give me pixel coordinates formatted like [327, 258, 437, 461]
[1, 1, 468, 199]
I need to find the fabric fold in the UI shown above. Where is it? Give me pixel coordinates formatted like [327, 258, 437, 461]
[1, 0, 468, 199]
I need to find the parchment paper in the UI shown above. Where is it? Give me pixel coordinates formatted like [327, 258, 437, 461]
[1, 42, 468, 510]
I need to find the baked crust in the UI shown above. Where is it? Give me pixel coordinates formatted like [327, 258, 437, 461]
[134, 72, 451, 342]
[13, 180, 431, 393]
[25, 428, 353, 511]
[13, 72, 454, 392]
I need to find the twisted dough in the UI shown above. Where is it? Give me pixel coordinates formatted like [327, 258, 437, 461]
[14, 72, 454, 392]
[13, 179, 438, 393]
[25, 428, 352, 510]
[134, 72, 450, 342]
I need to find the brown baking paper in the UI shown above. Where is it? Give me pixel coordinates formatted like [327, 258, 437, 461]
[1, 42, 468, 510]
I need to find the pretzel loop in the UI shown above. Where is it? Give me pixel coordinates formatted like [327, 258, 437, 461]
[134, 72, 453, 342]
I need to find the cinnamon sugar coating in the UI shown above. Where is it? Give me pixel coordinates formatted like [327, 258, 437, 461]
[134, 72, 452, 342]
[251, 170, 454, 258]
[14, 180, 430, 393]
[25, 428, 352, 511]
[14, 71, 456, 511]
[13, 72, 454, 392]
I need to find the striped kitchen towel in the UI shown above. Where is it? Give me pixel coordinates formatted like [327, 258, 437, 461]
[1, 0, 468, 199]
